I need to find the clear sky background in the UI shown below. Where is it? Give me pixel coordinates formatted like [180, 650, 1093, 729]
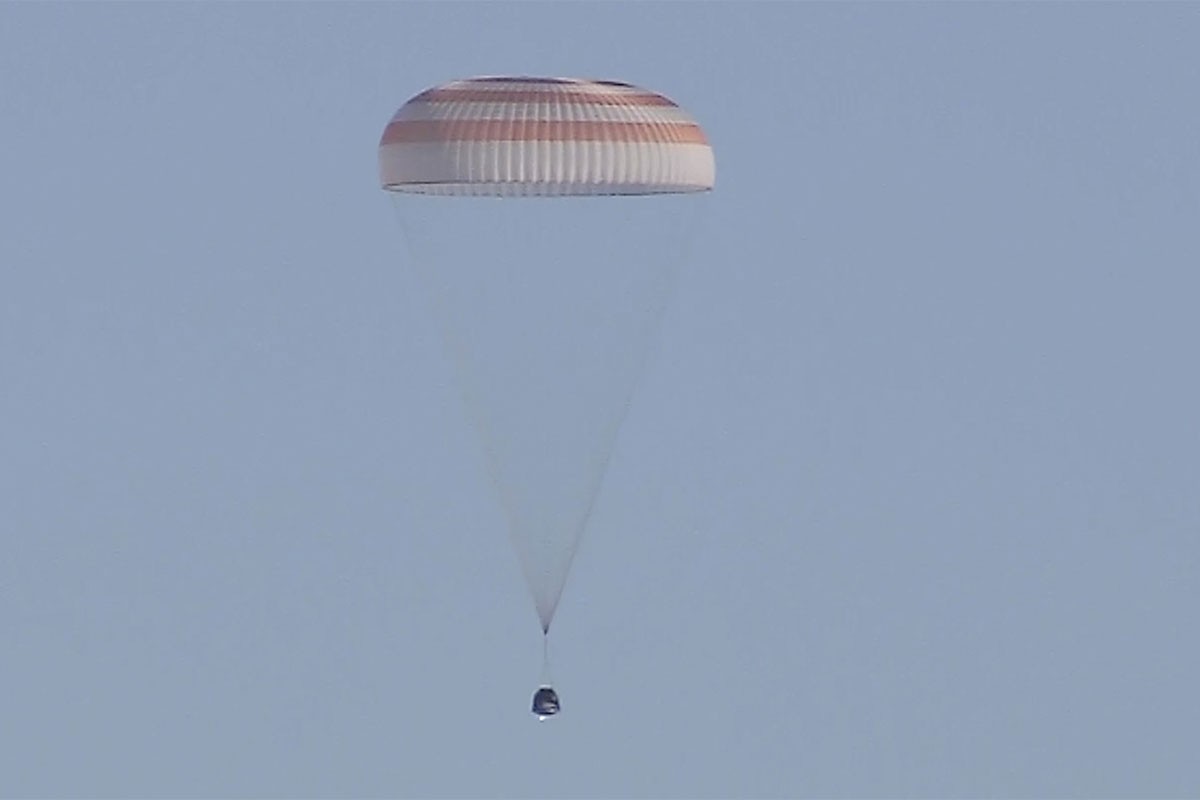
[2, 3, 1198, 798]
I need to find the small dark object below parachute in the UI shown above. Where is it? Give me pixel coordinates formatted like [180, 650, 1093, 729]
[532, 686, 560, 719]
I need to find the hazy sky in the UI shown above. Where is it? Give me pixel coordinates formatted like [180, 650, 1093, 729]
[2, 3, 1198, 798]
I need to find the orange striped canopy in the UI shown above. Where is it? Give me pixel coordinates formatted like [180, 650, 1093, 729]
[379, 76, 715, 196]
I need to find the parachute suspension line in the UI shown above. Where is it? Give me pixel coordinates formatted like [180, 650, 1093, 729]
[389, 192, 710, 636]
[540, 633, 554, 687]
[537, 196, 709, 630]
[389, 195, 533, 618]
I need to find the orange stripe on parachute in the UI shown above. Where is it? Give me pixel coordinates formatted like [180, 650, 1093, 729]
[381, 120, 709, 145]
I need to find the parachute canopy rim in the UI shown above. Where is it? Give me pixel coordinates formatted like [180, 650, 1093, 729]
[381, 180, 713, 197]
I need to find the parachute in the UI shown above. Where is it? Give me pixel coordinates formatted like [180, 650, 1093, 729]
[379, 77, 714, 703]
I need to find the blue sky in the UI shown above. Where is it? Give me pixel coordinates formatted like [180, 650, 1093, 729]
[2, 3, 1198, 797]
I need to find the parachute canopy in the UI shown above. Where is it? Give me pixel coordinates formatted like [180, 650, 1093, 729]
[378, 76, 715, 196]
